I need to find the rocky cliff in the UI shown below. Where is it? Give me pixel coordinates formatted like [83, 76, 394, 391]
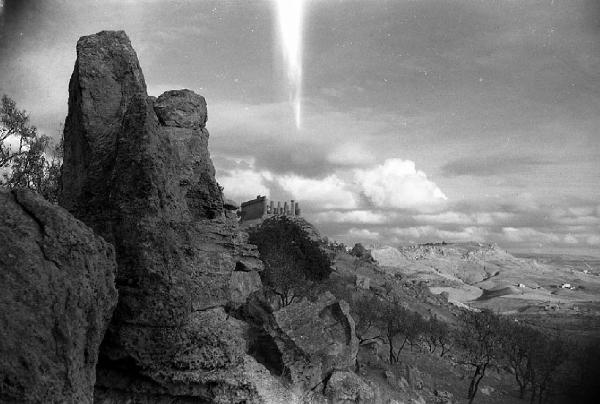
[59, 30, 275, 402]
[0, 189, 118, 403]
[57, 30, 360, 403]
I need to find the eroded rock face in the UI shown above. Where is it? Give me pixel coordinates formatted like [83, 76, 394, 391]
[246, 292, 359, 392]
[0, 189, 117, 403]
[60, 30, 268, 402]
[273, 293, 359, 388]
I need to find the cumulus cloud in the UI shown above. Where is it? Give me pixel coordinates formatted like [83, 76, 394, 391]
[586, 235, 600, 246]
[276, 174, 358, 209]
[389, 225, 488, 243]
[216, 153, 447, 214]
[218, 168, 272, 201]
[348, 227, 380, 240]
[313, 210, 388, 225]
[326, 143, 375, 166]
[501, 227, 561, 244]
[441, 155, 550, 177]
[413, 211, 517, 226]
[353, 159, 447, 209]
[564, 234, 578, 244]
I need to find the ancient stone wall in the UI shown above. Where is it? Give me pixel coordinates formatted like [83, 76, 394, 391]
[240, 195, 267, 221]
[240, 195, 301, 223]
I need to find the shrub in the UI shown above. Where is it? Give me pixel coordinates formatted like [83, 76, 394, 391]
[248, 216, 332, 307]
[455, 309, 503, 404]
[1, 94, 62, 202]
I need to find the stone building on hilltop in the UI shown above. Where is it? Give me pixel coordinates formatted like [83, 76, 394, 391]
[239, 195, 301, 225]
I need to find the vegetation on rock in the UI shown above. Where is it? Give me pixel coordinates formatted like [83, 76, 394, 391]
[0, 95, 62, 202]
[248, 216, 333, 307]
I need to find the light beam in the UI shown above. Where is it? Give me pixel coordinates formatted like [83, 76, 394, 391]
[274, 0, 306, 129]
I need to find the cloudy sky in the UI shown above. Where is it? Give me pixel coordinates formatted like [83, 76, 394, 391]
[1, 0, 599, 256]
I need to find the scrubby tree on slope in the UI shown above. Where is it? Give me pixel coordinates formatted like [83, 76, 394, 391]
[455, 309, 502, 404]
[421, 315, 451, 357]
[528, 333, 566, 404]
[248, 216, 332, 307]
[497, 318, 538, 399]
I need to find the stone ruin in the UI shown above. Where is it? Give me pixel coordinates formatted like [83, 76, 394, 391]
[239, 194, 301, 224]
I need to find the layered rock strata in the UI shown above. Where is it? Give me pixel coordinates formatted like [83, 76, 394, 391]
[0, 189, 118, 403]
[60, 31, 269, 402]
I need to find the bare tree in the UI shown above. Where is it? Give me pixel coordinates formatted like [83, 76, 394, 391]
[528, 334, 566, 404]
[455, 309, 502, 404]
[498, 318, 538, 399]
[422, 315, 451, 357]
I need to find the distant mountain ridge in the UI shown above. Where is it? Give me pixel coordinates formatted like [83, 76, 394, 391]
[369, 242, 600, 319]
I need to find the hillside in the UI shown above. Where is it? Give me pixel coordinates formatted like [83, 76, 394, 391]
[371, 243, 600, 337]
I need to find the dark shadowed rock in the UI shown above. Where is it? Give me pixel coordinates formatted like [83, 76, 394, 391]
[0, 189, 117, 403]
[60, 31, 272, 402]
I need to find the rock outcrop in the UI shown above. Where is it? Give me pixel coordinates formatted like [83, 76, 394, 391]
[60, 31, 270, 402]
[324, 371, 374, 403]
[245, 292, 359, 392]
[0, 189, 118, 403]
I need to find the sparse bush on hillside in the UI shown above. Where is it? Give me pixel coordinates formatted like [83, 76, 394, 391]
[248, 216, 332, 307]
[330, 285, 434, 364]
[497, 318, 539, 399]
[350, 243, 374, 261]
[495, 317, 572, 404]
[1, 95, 62, 202]
[455, 309, 502, 404]
[527, 333, 566, 404]
[569, 340, 600, 403]
[421, 315, 451, 357]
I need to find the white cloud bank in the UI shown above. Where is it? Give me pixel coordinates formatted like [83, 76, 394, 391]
[218, 157, 447, 211]
[354, 159, 447, 209]
[218, 168, 272, 201]
[277, 174, 358, 209]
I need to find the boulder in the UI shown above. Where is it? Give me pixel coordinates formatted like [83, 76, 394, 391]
[351, 243, 375, 262]
[154, 89, 208, 128]
[60, 30, 269, 402]
[355, 274, 371, 290]
[229, 270, 262, 305]
[385, 370, 409, 391]
[324, 371, 374, 403]
[0, 189, 117, 403]
[433, 389, 454, 404]
[270, 293, 359, 389]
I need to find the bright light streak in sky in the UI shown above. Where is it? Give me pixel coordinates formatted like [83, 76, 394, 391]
[274, 0, 306, 129]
